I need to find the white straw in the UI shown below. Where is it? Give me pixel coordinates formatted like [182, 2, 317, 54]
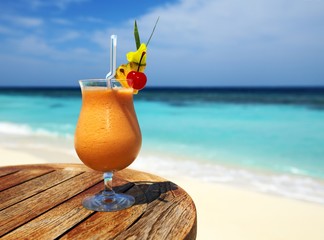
[106, 35, 117, 86]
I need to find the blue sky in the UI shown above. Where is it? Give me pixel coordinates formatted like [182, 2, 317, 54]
[0, 0, 323, 87]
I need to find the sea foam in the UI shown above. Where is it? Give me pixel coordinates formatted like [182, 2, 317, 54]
[0, 122, 65, 138]
[133, 154, 324, 205]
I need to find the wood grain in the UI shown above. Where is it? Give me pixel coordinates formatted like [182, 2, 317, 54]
[1, 182, 102, 240]
[0, 168, 19, 178]
[0, 169, 85, 210]
[0, 168, 53, 191]
[0, 164, 197, 240]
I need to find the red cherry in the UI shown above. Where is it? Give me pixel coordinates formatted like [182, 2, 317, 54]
[127, 71, 147, 90]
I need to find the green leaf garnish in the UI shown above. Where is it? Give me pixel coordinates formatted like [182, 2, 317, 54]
[146, 17, 160, 47]
[134, 20, 141, 50]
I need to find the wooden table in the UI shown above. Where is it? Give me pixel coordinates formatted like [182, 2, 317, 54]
[0, 164, 197, 239]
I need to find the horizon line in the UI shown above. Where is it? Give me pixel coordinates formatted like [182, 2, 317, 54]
[1, 85, 324, 89]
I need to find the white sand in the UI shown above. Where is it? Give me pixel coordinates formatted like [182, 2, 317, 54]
[171, 176, 324, 240]
[0, 147, 48, 165]
[1, 146, 324, 240]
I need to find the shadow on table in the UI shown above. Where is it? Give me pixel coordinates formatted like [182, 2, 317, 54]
[114, 180, 178, 205]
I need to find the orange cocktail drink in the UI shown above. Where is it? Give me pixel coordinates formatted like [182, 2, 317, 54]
[74, 19, 157, 212]
[74, 79, 141, 211]
[74, 80, 142, 172]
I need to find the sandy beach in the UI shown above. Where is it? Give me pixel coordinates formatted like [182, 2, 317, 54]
[1, 145, 324, 240]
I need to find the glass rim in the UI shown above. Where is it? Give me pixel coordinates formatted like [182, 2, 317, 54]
[78, 78, 133, 90]
[78, 79, 128, 83]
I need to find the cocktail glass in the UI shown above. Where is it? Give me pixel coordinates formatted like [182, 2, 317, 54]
[74, 79, 142, 211]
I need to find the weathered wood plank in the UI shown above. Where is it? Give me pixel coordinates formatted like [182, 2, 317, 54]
[0, 171, 102, 236]
[1, 164, 89, 171]
[0, 164, 197, 240]
[1, 182, 103, 240]
[59, 177, 147, 240]
[0, 168, 19, 178]
[115, 181, 197, 240]
[117, 168, 167, 183]
[0, 169, 85, 211]
[0, 168, 53, 191]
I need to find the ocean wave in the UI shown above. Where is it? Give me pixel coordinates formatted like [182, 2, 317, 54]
[133, 154, 324, 205]
[0, 122, 71, 138]
[2, 120, 324, 205]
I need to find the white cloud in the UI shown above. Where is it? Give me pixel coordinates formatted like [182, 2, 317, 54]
[0, 52, 103, 86]
[93, 0, 324, 86]
[26, 0, 90, 10]
[1, 15, 43, 28]
[51, 18, 73, 25]
[0, 25, 20, 35]
[0, 32, 107, 85]
[1, 0, 324, 86]
[9, 36, 56, 57]
[53, 31, 80, 42]
[7, 35, 97, 61]
[135, 0, 324, 49]
[78, 16, 105, 23]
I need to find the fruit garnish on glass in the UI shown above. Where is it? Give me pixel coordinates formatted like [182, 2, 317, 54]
[115, 18, 159, 93]
[74, 18, 159, 212]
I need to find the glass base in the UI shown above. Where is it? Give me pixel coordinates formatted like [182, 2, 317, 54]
[82, 191, 135, 212]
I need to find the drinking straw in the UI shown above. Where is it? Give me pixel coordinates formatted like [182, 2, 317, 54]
[105, 35, 117, 86]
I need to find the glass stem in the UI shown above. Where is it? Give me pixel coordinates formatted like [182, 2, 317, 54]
[103, 172, 115, 197]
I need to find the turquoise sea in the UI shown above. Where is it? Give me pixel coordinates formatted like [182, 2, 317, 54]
[1, 87, 324, 203]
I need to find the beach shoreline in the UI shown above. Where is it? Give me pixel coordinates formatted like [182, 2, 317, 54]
[2, 132, 324, 205]
[1, 144, 324, 240]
